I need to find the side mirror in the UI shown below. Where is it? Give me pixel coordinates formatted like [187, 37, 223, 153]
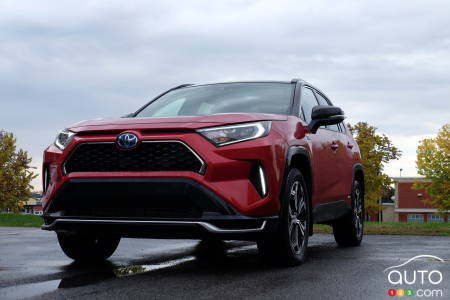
[121, 113, 135, 118]
[308, 105, 345, 134]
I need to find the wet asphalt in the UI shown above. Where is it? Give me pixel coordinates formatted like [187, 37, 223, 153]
[0, 227, 449, 300]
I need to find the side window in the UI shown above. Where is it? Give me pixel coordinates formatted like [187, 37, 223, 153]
[316, 92, 340, 132]
[328, 124, 340, 132]
[300, 87, 318, 123]
[315, 93, 329, 106]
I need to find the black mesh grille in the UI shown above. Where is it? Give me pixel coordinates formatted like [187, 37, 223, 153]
[64, 142, 203, 174]
[46, 179, 237, 219]
[66, 207, 202, 219]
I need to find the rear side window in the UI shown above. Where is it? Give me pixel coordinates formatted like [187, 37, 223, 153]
[300, 88, 318, 123]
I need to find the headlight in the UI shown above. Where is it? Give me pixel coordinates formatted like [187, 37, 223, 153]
[54, 129, 76, 150]
[197, 121, 271, 146]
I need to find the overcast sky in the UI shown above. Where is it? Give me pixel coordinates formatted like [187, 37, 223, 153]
[1, 0, 449, 190]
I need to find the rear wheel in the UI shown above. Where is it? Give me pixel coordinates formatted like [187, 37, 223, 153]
[333, 180, 364, 247]
[257, 168, 310, 266]
[57, 233, 120, 261]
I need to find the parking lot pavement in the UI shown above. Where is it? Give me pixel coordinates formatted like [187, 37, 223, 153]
[0, 227, 449, 300]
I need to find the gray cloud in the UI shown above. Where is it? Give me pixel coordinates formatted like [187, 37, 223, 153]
[1, 0, 449, 187]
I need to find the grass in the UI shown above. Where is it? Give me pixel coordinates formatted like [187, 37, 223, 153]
[0, 214, 448, 236]
[0, 213, 44, 227]
[314, 221, 450, 236]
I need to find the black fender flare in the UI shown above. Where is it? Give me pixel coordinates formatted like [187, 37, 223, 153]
[281, 146, 313, 196]
[281, 145, 314, 235]
[351, 163, 365, 195]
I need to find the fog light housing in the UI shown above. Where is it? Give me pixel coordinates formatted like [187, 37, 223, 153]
[250, 164, 268, 197]
[42, 165, 50, 194]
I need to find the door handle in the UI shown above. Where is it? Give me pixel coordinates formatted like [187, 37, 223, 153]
[331, 142, 339, 151]
[347, 142, 354, 149]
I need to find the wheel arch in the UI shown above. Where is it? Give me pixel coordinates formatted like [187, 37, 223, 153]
[282, 146, 314, 235]
[352, 163, 365, 196]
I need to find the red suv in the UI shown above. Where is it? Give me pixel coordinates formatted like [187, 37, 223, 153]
[42, 79, 364, 265]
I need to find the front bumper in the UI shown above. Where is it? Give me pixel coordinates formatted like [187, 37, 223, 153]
[42, 127, 287, 239]
[41, 177, 279, 239]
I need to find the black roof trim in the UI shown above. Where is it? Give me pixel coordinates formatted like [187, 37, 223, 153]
[174, 80, 304, 90]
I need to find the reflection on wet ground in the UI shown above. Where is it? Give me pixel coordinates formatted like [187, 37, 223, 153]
[0, 234, 386, 299]
[61, 239, 253, 284]
[2, 228, 449, 300]
[0, 236, 356, 299]
[0, 239, 259, 299]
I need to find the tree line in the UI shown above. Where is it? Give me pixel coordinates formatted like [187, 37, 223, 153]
[0, 131, 36, 212]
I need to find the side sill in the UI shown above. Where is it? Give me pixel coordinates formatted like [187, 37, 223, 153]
[312, 200, 350, 224]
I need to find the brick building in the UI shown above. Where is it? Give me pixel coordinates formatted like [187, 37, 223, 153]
[23, 192, 43, 215]
[391, 177, 449, 223]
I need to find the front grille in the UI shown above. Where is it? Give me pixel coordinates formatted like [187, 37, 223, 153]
[64, 141, 204, 174]
[66, 207, 202, 219]
[45, 178, 237, 219]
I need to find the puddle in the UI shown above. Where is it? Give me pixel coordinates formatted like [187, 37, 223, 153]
[0, 279, 60, 300]
[113, 244, 255, 277]
[114, 256, 196, 277]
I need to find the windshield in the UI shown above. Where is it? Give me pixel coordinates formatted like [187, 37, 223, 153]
[135, 82, 295, 117]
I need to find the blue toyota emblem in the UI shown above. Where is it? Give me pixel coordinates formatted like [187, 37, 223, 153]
[116, 133, 139, 149]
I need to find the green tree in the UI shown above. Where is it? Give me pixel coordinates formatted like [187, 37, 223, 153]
[0, 131, 37, 212]
[413, 123, 450, 211]
[348, 122, 401, 214]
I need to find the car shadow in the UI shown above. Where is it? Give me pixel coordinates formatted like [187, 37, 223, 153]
[58, 260, 117, 289]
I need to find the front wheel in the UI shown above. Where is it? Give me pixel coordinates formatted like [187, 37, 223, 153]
[332, 180, 364, 247]
[57, 233, 121, 261]
[257, 168, 310, 266]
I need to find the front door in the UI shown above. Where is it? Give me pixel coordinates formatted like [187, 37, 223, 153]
[299, 87, 343, 206]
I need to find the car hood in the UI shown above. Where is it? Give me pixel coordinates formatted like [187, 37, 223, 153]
[68, 113, 288, 133]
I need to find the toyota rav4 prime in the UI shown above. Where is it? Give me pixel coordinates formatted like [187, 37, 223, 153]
[42, 79, 364, 265]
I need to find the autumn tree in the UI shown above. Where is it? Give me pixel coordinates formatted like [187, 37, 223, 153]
[348, 122, 401, 214]
[0, 131, 37, 212]
[413, 123, 450, 211]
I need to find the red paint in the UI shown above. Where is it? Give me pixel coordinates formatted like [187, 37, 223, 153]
[43, 113, 361, 217]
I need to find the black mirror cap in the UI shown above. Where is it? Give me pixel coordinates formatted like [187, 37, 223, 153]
[308, 105, 345, 134]
[311, 105, 344, 120]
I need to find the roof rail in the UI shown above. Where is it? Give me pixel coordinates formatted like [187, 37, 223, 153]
[290, 78, 301, 83]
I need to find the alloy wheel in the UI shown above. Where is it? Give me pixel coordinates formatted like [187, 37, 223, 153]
[354, 184, 363, 238]
[288, 181, 307, 254]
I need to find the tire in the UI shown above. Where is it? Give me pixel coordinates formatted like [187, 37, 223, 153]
[333, 180, 364, 247]
[257, 168, 310, 266]
[57, 232, 121, 261]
